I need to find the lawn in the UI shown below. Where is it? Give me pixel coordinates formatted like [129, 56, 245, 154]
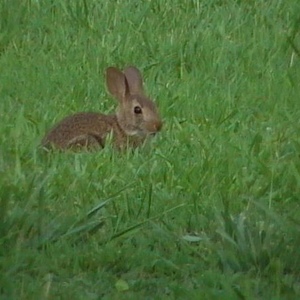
[1, 0, 300, 299]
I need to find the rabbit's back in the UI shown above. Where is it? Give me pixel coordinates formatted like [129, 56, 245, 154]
[42, 112, 115, 149]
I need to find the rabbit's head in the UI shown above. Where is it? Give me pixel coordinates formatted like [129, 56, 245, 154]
[106, 66, 162, 138]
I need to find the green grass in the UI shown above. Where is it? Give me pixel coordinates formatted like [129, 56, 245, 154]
[1, 0, 300, 299]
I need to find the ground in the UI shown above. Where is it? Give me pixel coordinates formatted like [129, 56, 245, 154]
[1, 0, 300, 299]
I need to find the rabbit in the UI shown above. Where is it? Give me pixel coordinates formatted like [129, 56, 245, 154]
[42, 66, 162, 151]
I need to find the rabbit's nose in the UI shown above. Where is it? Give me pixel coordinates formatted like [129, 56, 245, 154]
[146, 120, 163, 134]
[155, 121, 163, 132]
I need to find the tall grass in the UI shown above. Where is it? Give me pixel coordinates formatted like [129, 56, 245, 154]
[1, 0, 300, 298]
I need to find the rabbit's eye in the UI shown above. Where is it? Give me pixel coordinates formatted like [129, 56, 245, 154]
[134, 106, 142, 114]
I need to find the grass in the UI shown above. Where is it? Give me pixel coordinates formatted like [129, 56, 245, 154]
[1, 0, 300, 298]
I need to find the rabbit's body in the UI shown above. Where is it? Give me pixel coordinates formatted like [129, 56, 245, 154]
[42, 113, 116, 150]
[42, 112, 146, 150]
[42, 66, 162, 150]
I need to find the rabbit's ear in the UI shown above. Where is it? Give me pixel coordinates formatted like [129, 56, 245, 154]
[123, 66, 144, 95]
[106, 67, 128, 100]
